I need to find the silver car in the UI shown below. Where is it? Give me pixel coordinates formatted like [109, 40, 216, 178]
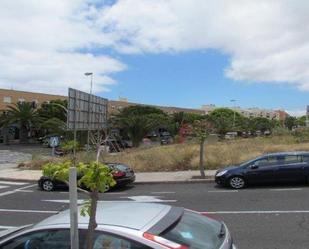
[0, 202, 236, 249]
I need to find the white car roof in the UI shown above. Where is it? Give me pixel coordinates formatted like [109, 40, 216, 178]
[34, 202, 171, 231]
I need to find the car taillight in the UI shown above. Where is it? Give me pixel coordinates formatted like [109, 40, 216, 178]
[112, 171, 125, 177]
[200, 212, 220, 220]
[143, 232, 189, 249]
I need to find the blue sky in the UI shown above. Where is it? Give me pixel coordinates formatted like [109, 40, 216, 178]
[104, 50, 308, 113]
[1, 1, 309, 116]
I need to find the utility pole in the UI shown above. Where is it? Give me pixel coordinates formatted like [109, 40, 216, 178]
[85, 72, 93, 151]
[230, 99, 237, 127]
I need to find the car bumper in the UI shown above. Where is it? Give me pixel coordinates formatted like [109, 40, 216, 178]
[215, 176, 229, 186]
[115, 175, 135, 186]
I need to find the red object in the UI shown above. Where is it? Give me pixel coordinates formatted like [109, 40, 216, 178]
[178, 124, 193, 143]
[143, 232, 189, 249]
[112, 171, 125, 177]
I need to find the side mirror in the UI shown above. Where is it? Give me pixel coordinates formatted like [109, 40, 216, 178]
[250, 164, 259, 169]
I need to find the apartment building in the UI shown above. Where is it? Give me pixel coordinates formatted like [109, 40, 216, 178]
[0, 88, 66, 111]
[109, 98, 204, 115]
[0, 88, 204, 116]
[201, 104, 287, 121]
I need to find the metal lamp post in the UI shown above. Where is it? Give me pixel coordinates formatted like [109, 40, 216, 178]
[230, 99, 237, 127]
[85, 72, 93, 150]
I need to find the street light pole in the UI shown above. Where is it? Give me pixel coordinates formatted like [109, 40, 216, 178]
[85, 72, 93, 151]
[230, 99, 237, 127]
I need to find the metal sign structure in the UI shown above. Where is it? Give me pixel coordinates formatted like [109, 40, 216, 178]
[67, 88, 108, 249]
[67, 88, 108, 131]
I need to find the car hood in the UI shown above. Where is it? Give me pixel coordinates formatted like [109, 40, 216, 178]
[217, 165, 239, 173]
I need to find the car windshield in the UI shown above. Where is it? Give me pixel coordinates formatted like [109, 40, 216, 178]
[109, 163, 129, 171]
[160, 210, 224, 249]
[239, 157, 260, 167]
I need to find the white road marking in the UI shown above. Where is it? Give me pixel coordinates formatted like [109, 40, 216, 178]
[0, 184, 37, 197]
[203, 210, 309, 214]
[208, 190, 239, 193]
[0, 208, 58, 214]
[43, 199, 86, 204]
[0, 181, 28, 186]
[124, 196, 177, 202]
[0, 191, 15, 197]
[270, 188, 302, 191]
[151, 191, 175, 194]
[0, 225, 16, 229]
[0, 185, 9, 190]
[43, 197, 178, 204]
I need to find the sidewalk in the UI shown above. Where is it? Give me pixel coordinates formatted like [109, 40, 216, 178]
[0, 167, 216, 183]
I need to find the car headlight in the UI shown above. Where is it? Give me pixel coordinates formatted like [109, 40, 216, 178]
[216, 170, 228, 177]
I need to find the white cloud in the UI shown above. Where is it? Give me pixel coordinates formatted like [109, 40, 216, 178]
[95, 0, 309, 90]
[2, 0, 309, 95]
[0, 0, 125, 95]
[286, 110, 306, 117]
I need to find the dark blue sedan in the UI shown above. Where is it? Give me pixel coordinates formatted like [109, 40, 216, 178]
[215, 151, 309, 189]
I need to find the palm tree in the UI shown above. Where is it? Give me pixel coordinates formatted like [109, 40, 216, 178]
[2, 102, 41, 143]
[111, 106, 170, 147]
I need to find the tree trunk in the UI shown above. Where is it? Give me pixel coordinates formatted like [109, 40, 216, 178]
[199, 140, 205, 178]
[19, 126, 28, 143]
[3, 127, 9, 145]
[86, 190, 98, 249]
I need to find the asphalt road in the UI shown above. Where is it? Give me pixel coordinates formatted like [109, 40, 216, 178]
[0, 180, 309, 249]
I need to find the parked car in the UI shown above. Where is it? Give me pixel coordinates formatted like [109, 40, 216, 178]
[38, 163, 135, 191]
[0, 202, 237, 249]
[215, 151, 309, 189]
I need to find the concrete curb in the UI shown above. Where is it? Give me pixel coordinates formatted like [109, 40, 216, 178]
[134, 178, 215, 185]
[0, 177, 215, 185]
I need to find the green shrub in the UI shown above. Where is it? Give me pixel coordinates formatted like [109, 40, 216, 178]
[292, 128, 309, 143]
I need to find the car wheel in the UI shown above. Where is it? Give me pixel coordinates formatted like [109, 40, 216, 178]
[42, 180, 54, 191]
[103, 184, 110, 193]
[229, 176, 245, 189]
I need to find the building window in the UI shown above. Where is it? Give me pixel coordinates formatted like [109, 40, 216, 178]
[3, 96, 12, 103]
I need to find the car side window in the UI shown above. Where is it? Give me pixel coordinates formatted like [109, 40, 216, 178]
[92, 231, 151, 249]
[254, 156, 278, 167]
[0, 229, 71, 249]
[302, 155, 309, 162]
[282, 155, 302, 165]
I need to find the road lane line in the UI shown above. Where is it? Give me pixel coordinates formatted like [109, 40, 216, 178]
[0, 208, 58, 214]
[151, 191, 175, 194]
[0, 181, 28, 186]
[208, 190, 238, 193]
[0, 191, 15, 197]
[203, 210, 309, 214]
[0, 184, 37, 197]
[0, 186, 9, 190]
[270, 188, 302, 191]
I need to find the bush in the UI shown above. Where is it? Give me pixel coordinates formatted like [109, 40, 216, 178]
[272, 127, 291, 136]
[292, 128, 309, 143]
[60, 140, 80, 153]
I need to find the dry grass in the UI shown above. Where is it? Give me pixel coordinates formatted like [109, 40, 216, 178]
[104, 136, 309, 172]
[22, 135, 309, 172]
